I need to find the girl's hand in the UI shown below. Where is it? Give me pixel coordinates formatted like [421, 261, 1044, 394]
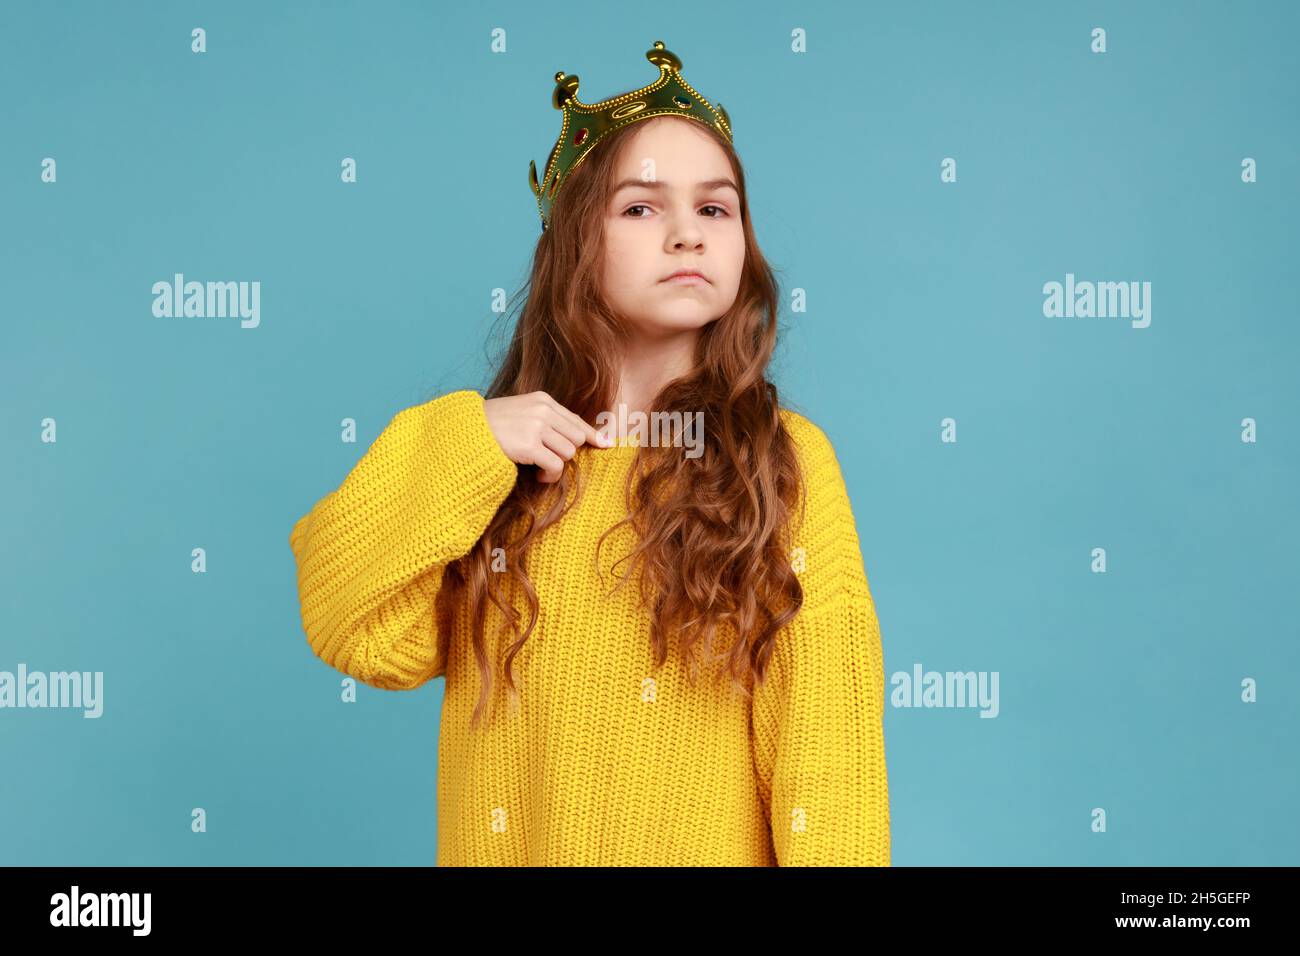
[484, 391, 612, 483]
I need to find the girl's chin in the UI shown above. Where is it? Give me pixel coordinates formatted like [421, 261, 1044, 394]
[623, 311, 721, 337]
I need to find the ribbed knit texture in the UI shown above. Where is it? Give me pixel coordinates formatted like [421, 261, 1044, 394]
[289, 389, 890, 866]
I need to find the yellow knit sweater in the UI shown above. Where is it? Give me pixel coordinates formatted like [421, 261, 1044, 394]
[289, 389, 890, 866]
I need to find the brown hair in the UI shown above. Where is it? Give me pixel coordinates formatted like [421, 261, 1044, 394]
[438, 114, 806, 729]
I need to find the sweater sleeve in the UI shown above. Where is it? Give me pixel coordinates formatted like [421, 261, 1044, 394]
[288, 389, 519, 690]
[750, 413, 891, 866]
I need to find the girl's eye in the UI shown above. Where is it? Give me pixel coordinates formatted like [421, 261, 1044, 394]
[622, 204, 730, 218]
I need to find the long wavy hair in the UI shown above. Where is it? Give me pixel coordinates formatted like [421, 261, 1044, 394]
[437, 114, 807, 729]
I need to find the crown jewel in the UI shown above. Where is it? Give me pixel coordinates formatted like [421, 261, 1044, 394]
[527, 40, 734, 231]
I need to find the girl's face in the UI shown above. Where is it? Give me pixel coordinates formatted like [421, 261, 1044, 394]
[601, 116, 745, 341]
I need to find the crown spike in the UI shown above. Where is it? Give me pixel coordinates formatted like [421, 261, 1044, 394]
[552, 72, 580, 110]
[645, 41, 681, 72]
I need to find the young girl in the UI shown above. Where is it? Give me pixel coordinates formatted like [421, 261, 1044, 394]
[289, 40, 890, 867]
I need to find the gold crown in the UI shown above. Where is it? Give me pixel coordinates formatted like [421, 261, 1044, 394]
[528, 40, 734, 231]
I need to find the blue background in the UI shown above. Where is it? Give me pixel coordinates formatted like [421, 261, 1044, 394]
[2, 0, 1296, 865]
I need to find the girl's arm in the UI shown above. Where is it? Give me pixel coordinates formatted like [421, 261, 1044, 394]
[751, 414, 891, 865]
[288, 390, 519, 690]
